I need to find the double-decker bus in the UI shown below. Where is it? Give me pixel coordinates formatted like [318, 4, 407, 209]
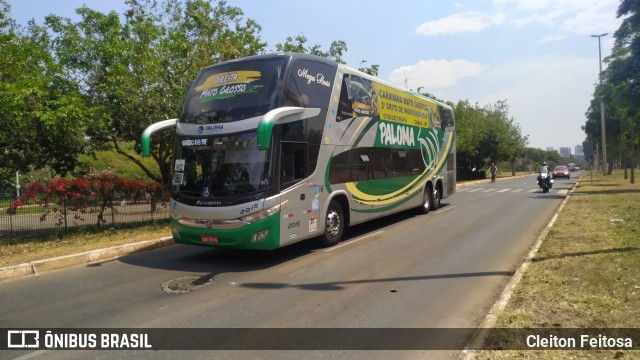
[141, 53, 455, 250]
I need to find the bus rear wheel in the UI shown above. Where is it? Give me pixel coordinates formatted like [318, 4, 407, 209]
[319, 200, 344, 247]
[431, 185, 441, 211]
[417, 185, 432, 215]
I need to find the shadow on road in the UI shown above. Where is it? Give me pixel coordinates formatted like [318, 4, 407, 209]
[117, 203, 453, 275]
[240, 270, 515, 291]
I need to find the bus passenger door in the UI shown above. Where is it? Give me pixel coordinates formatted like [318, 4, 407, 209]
[279, 141, 316, 246]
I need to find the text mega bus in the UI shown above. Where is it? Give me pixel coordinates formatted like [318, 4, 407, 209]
[141, 53, 455, 250]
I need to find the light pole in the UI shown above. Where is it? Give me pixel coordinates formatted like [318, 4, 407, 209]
[591, 33, 608, 175]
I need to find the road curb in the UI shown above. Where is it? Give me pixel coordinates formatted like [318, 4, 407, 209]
[0, 236, 174, 282]
[459, 174, 582, 359]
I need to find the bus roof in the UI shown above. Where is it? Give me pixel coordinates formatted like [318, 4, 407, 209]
[201, 53, 453, 110]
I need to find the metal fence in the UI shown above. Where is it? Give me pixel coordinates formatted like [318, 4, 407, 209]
[1, 189, 170, 242]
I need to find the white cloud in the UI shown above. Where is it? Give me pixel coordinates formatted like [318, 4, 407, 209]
[512, 9, 565, 28]
[538, 34, 565, 43]
[561, 5, 619, 35]
[416, 11, 506, 36]
[495, 0, 620, 35]
[442, 56, 597, 150]
[493, 0, 554, 11]
[388, 59, 489, 90]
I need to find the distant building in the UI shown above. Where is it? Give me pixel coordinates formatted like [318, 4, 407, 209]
[559, 147, 572, 158]
[574, 144, 583, 156]
[546, 147, 554, 152]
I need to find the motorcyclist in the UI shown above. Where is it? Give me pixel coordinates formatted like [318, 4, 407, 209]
[538, 162, 552, 176]
[537, 162, 553, 189]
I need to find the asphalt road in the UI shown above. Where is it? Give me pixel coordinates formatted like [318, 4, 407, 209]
[1, 174, 579, 360]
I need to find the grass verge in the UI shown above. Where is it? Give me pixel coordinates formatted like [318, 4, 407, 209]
[0, 221, 171, 268]
[475, 170, 640, 359]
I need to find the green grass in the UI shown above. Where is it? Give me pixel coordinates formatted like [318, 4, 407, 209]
[0, 221, 171, 268]
[475, 170, 640, 359]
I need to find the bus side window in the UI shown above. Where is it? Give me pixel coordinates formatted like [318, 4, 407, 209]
[280, 142, 307, 190]
[336, 76, 352, 122]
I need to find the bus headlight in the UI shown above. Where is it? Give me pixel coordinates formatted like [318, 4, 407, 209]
[251, 229, 270, 243]
[238, 200, 288, 223]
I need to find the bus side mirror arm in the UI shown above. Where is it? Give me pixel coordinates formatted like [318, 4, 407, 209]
[257, 107, 321, 150]
[141, 119, 178, 157]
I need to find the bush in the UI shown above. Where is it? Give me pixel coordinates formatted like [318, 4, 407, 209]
[458, 168, 487, 181]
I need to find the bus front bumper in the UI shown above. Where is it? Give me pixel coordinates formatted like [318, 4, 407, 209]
[170, 213, 281, 250]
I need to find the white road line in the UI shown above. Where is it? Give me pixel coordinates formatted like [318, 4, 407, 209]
[526, 189, 537, 193]
[512, 189, 524, 193]
[433, 205, 457, 215]
[482, 188, 494, 193]
[323, 230, 385, 252]
[468, 188, 483, 192]
[10, 350, 48, 360]
[557, 189, 569, 195]
[497, 188, 511, 193]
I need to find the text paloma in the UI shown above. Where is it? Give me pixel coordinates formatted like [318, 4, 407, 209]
[378, 122, 415, 146]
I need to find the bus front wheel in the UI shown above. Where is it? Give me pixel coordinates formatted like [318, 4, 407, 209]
[319, 200, 344, 247]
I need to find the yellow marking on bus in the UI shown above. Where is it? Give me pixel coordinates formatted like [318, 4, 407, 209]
[349, 117, 372, 145]
[344, 132, 453, 206]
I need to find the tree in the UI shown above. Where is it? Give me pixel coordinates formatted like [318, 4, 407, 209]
[584, 0, 640, 181]
[358, 60, 379, 76]
[454, 99, 528, 178]
[45, 0, 267, 186]
[276, 33, 349, 63]
[0, 0, 90, 188]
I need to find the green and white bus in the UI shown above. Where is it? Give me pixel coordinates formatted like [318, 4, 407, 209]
[142, 53, 455, 250]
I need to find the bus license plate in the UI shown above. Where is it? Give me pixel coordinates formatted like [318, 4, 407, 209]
[201, 235, 219, 243]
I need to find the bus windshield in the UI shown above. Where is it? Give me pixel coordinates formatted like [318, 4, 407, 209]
[180, 57, 288, 123]
[173, 131, 272, 199]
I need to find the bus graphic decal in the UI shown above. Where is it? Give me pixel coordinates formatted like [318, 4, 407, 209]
[195, 70, 263, 102]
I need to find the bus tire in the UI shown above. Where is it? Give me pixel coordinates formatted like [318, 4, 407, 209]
[319, 200, 344, 247]
[431, 185, 441, 211]
[417, 185, 432, 215]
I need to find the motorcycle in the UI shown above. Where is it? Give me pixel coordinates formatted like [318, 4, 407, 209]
[537, 168, 554, 193]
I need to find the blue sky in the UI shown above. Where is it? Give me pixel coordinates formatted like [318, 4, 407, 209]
[8, 0, 622, 152]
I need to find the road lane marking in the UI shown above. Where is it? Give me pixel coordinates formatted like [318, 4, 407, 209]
[323, 230, 385, 252]
[481, 188, 494, 192]
[433, 205, 457, 215]
[497, 188, 511, 193]
[467, 188, 483, 192]
[512, 189, 524, 193]
[10, 350, 48, 360]
[557, 189, 569, 195]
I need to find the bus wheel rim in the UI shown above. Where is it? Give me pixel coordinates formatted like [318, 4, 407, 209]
[326, 210, 341, 237]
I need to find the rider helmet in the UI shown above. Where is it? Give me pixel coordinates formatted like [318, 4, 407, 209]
[542, 162, 548, 166]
